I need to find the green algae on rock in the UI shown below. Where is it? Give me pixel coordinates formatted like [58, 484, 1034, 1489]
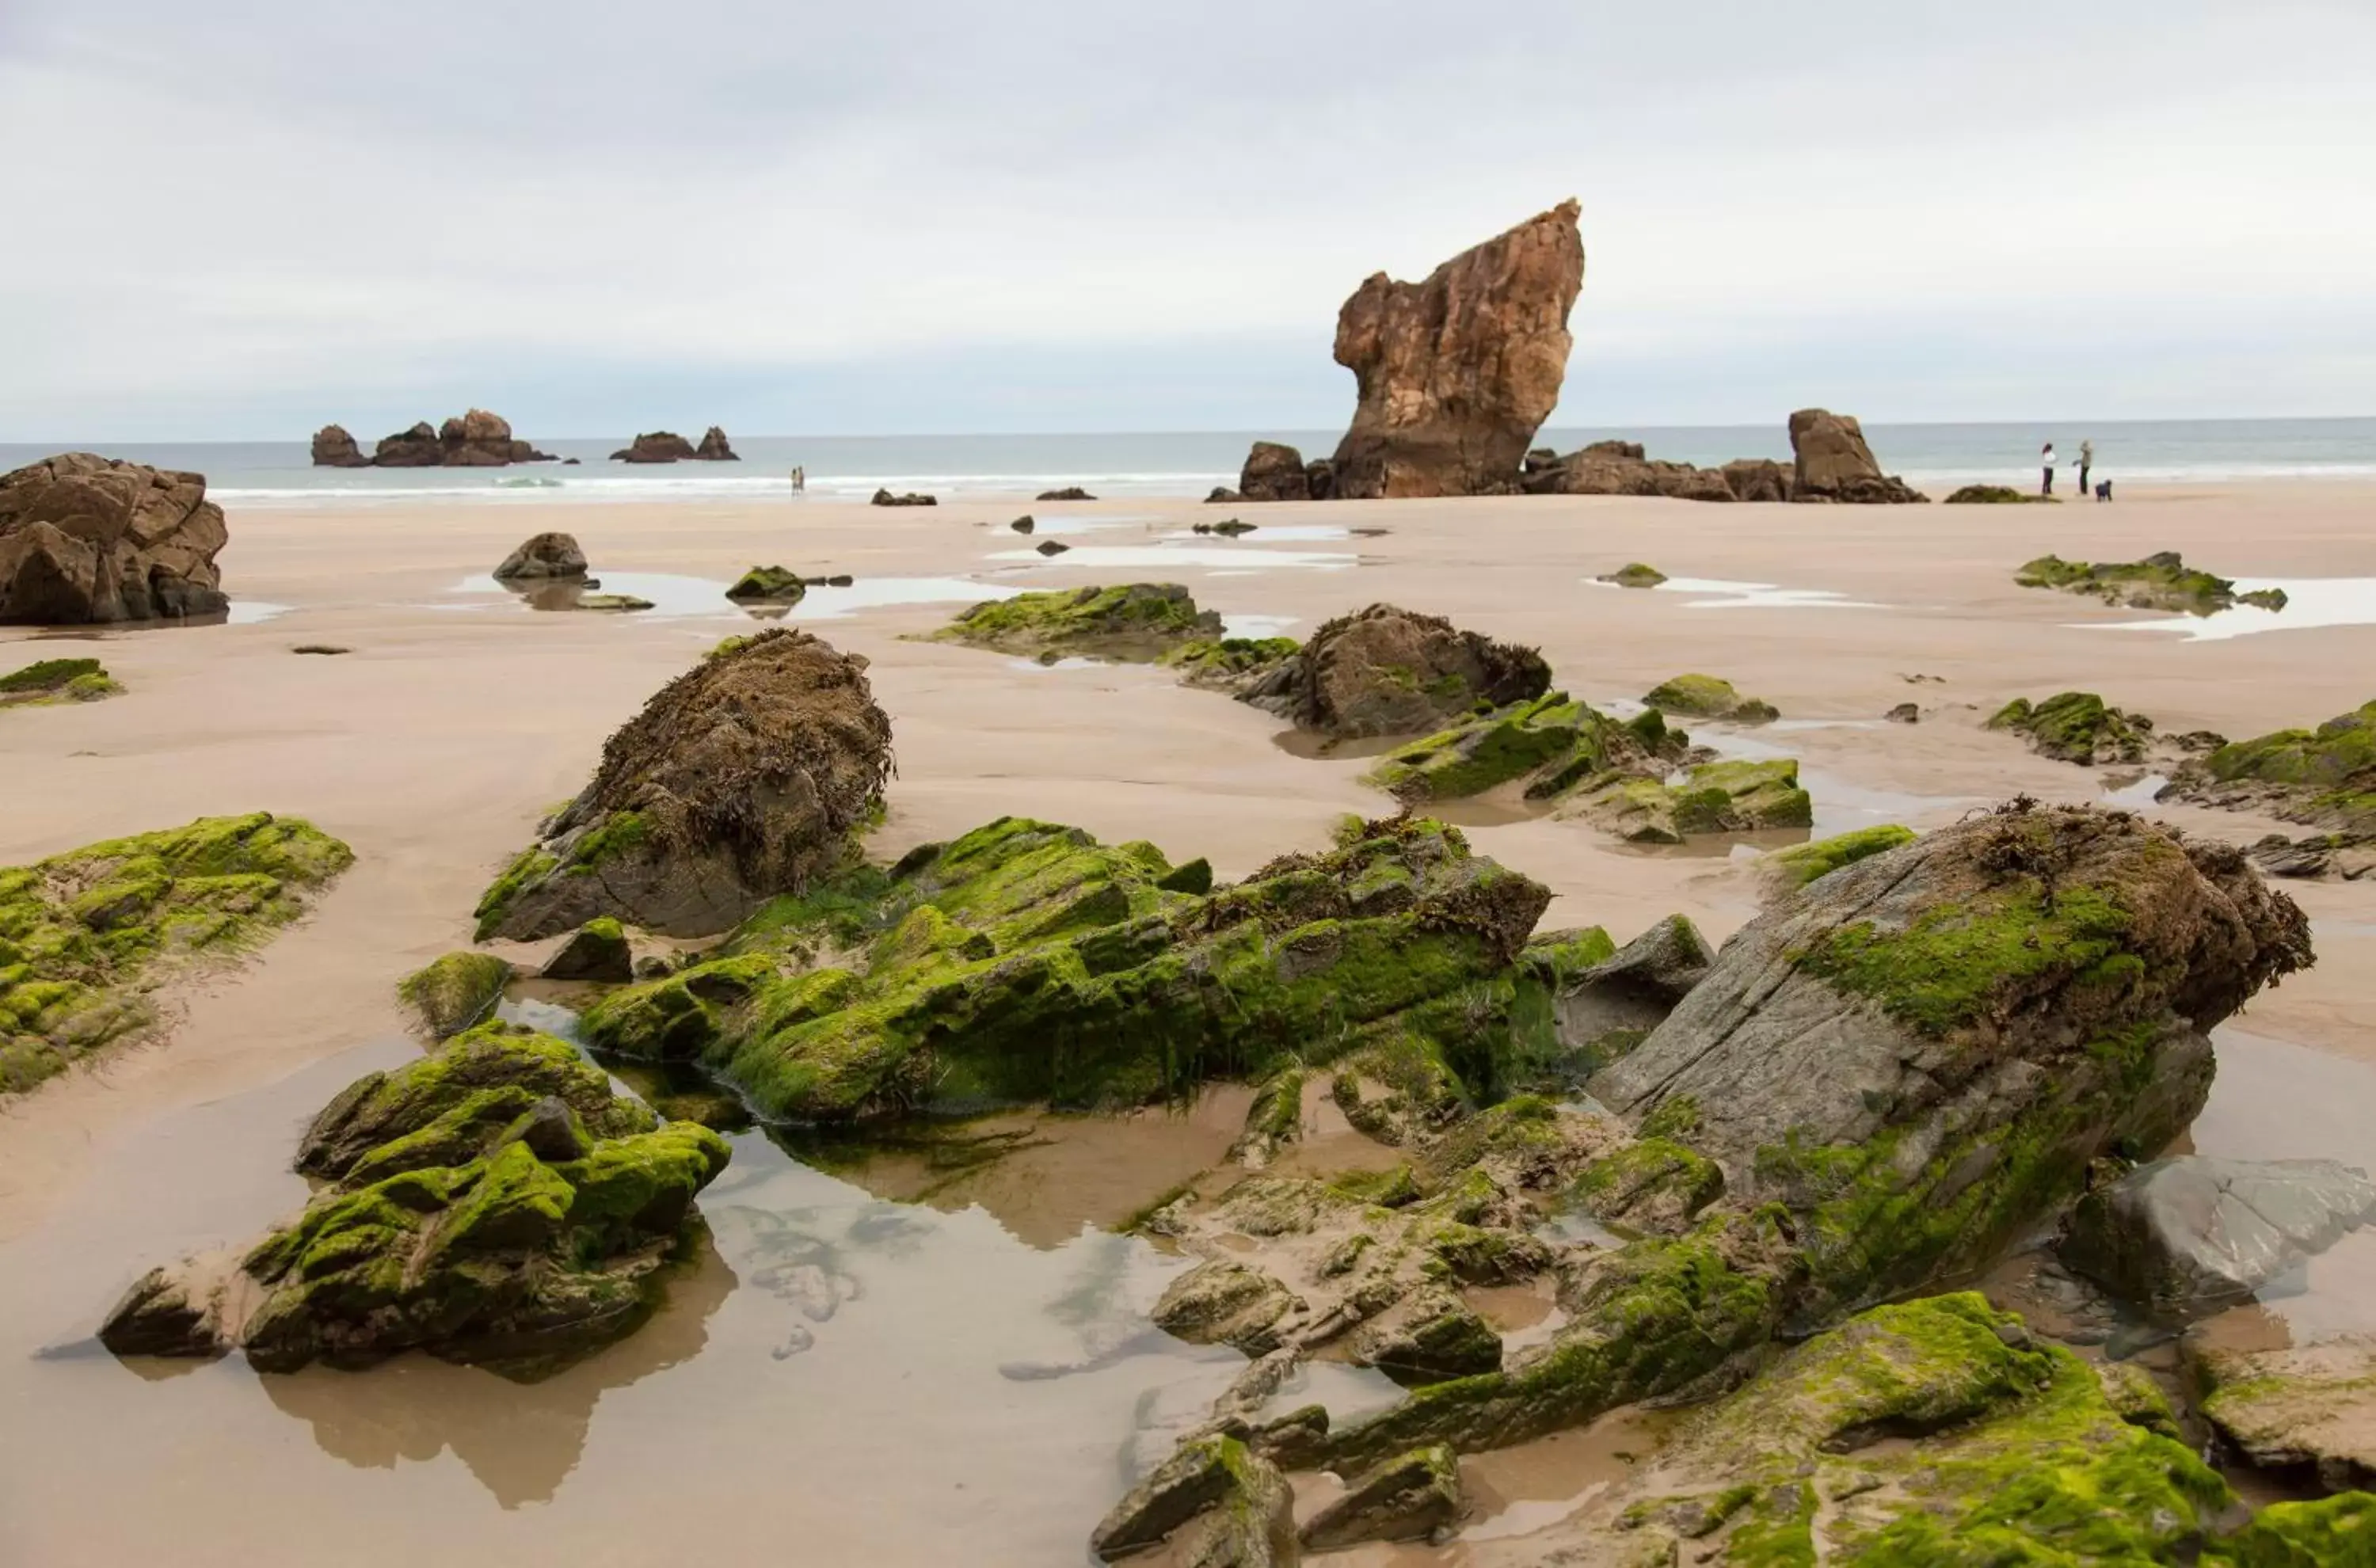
[2017, 550, 2285, 615]
[2164, 698, 2376, 836]
[1597, 562, 1667, 588]
[1760, 824, 1916, 894]
[474, 627, 893, 942]
[1562, 757, 1812, 843]
[1159, 635, 1302, 692]
[933, 583, 1222, 662]
[1365, 690, 1678, 806]
[580, 813, 1558, 1123]
[1946, 483, 2057, 504]
[0, 813, 354, 1097]
[540, 916, 634, 982]
[1641, 673, 1780, 724]
[1989, 690, 2155, 765]
[396, 950, 514, 1039]
[722, 565, 806, 603]
[0, 655, 122, 708]
[101, 1020, 728, 1376]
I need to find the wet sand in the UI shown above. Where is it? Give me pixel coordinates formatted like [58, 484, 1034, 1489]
[5, 483, 2376, 1563]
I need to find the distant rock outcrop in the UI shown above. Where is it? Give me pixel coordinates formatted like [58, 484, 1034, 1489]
[309, 424, 369, 468]
[870, 489, 936, 507]
[611, 431, 701, 464]
[361, 410, 554, 467]
[1788, 409, 1927, 504]
[1238, 441, 1335, 503]
[0, 453, 231, 624]
[695, 426, 738, 462]
[1328, 200, 1585, 500]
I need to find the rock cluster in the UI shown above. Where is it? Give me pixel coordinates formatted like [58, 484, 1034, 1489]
[611, 428, 740, 463]
[1987, 690, 2154, 765]
[2017, 550, 2286, 615]
[1035, 486, 1096, 501]
[1236, 440, 1336, 503]
[0, 452, 232, 624]
[2161, 698, 2376, 835]
[1520, 410, 1925, 504]
[870, 489, 936, 507]
[342, 410, 556, 467]
[474, 629, 893, 940]
[100, 1021, 730, 1376]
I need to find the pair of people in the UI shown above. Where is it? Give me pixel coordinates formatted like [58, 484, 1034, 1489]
[2041, 440, 2094, 497]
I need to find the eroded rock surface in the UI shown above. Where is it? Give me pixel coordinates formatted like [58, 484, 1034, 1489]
[0, 452, 231, 624]
[309, 424, 369, 467]
[1988, 690, 2154, 765]
[474, 629, 893, 941]
[1236, 603, 1548, 739]
[2196, 1336, 2376, 1493]
[1788, 408, 1927, 504]
[493, 531, 588, 580]
[369, 410, 554, 466]
[2019, 550, 2283, 616]
[2163, 699, 2376, 836]
[611, 431, 700, 463]
[2062, 1156, 2376, 1322]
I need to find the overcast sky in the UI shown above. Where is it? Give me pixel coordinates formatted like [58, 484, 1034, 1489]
[5, 1, 2373, 440]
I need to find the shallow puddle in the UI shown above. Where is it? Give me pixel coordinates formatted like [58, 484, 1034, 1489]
[983, 544, 1356, 572]
[1161, 524, 1364, 543]
[1586, 576, 1885, 611]
[444, 573, 1013, 621]
[2099, 771, 2172, 809]
[1269, 729, 1406, 763]
[2085, 577, 2376, 641]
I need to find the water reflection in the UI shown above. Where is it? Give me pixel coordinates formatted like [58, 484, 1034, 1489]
[2088, 577, 2376, 641]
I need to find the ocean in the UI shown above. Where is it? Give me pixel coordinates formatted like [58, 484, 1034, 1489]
[5, 418, 2372, 507]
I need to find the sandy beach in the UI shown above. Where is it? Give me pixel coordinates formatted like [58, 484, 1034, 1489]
[5, 482, 2375, 1563]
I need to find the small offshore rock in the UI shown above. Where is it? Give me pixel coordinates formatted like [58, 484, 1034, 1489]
[309, 424, 370, 468]
[870, 488, 936, 507]
[1008, 516, 1035, 534]
[611, 431, 699, 463]
[694, 426, 737, 461]
[1036, 539, 1070, 556]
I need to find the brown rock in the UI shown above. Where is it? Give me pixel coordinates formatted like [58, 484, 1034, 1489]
[1036, 486, 1096, 501]
[1238, 440, 1312, 503]
[309, 424, 369, 468]
[493, 531, 588, 581]
[369, 412, 551, 466]
[612, 431, 701, 464]
[870, 489, 937, 507]
[694, 426, 738, 461]
[0, 453, 231, 625]
[373, 421, 444, 466]
[1238, 603, 1551, 739]
[1787, 409, 1927, 504]
[1330, 199, 1585, 499]
[1720, 457, 1794, 503]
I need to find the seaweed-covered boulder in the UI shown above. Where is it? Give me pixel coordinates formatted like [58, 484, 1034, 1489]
[2195, 1337, 2376, 1494]
[473, 629, 893, 941]
[1597, 562, 1665, 588]
[1760, 824, 1917, 896]
[2062, 1156, 2376, 1323]
[100, 1022, 727, 1375]
[1945, 484, 2053, 504]
[1162, 636, 1303, 695]
[492, 531, 588, 580]
[0, 655, 121, 708]
[1, 813, 354, 1097]
[2017, 551, 2283, 616]
[1328, 200, 1583, 500]
[1089, 1433, 1296, 1566]
[1237, 603, 1550, 739]
[1641, 673, 1778, 724]
[1787, 409, 1927, 504]
[694, 426, 737, 461]
[1237, 440, 1312, 503]
[723, 565, 805, 603]
[541, 918, 634, 983]
[2162, 700, 2376, 836]
[309, 424, 369, 467]
[932, 584, 1221, 662]
[1365, 691, 1673, 805]
[869, 489, 935, 507]
[578, 814, 1554, 1121]
[1300, 1444, 1462, 1550]
[1988, 691, 2153, 765]
[397, 951, 515, 1039]
[0, 452, 232, 624]
[611, 431, 699, 463]
[1562, 758, 1811, 843]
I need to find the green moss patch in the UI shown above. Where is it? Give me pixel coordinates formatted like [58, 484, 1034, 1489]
[1989, 691, 2153, 766]
[1642, 674, 1779, 724]
[1762, 825, 1915, 892]
[2016, 550, 2267, 616]
[397, 951, 514, 1039]
[931, 583, 1223, 661]
[0, 656, 123, 708]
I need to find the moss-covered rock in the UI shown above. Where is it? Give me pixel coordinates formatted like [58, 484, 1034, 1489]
[1089, 1433, 1296, 1566]
[722, 565, 805, 603]
[1365, 691, 1670, 805]
[0, 655, 123, 708]
[1642, 673, 1779, 725]
[932, 583, 1222, 662]
[1989, 690, 2155, 765]
[2165, 699, 2376, 836]
[1159, 635, 1301, 692]
[1597, 562, 1668, 588]
[1563, 758, 1812, 843]
[473, 628, 892, 941]
[2205, 1493, 2376, 1566]
[1300, 1443, 1463, 1550]
[396, 950, 514, 1039]
[582, 813, 1556, 1123]
[539, 917, 634, 982]
[1760, 824, 1916, 894]
[1234, 603, 1552, 740]
[100, 1021, 726, 1376]
[2018, 550, 2277, 615]
[0, 813, 353, 1097]
[1946, 484, 2055, 504]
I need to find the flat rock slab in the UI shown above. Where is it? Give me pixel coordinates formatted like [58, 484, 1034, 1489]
[2062, 1156, 2376, 1322]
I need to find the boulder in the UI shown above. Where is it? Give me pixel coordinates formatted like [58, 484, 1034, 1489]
[2017, 551, 2279, 615]
[1597, 562, 1666, 588]
[371, 421, 444, 466]
[99, 1022, 729, 1376]
[1561, 758, 1811, 843]
[1987, 691, 2153, 765]
[2195, 1336, 2376, 1493]
[540, 918, 636, 983]
[1238, 440, 1312, 503]
[1089, 1435, 1297, 1566]
[694, 426, 738, 461]
[1641, 672, 1779, 724]
[1947, 484, 2054, 504]
[2160, 699, 2376, 836]
[870, 489, 936, 507]
[1886, 701, 1920, 723]
[310, 424, 370, 467]
[492, 531, 588, 580]
[1330, 200, 1585, 499]
[472, 629, 893, 941]
[1035, 539, 1068, 556]
[1720, 457, 1794, 503]
[1036, 487, 1095, 501]
[1363, 691, 1685, 809]
[933, 584, 1223, 662]
[1352, 1288, 1503, 1385]
[0, 654, 121, 708]
[1236, 603, 1550, 739]
[2060, 1156, 2376, 1322]
[723, 565, 805, 603]
[611, 431, 699, 464]
[1787, 409, 1927, 504]
[1300, 1444, 1463, 1550]
[396, 951, 516, 1039]
[0, 453, 232, 624]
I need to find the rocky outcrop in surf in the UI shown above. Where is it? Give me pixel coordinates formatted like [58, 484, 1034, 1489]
[309, 424, 369, 467]
[1785, 408, 1928, 503]
[356, 410, 555, 467]
[695, 426, 738, 461]
[0, 452, 233, 624]
[472, 629, 893, 941]
[1236, 441, 1335, 503]
[611, 432, 699, 463]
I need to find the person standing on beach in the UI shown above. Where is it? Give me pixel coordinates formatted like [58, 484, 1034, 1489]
[2041, 441, 2056, 497]
[2077, 440, 2093, 497]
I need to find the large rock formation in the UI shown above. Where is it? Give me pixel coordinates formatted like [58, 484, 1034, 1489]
[1236, 603, 1550, 738]
[695, 426, 738, 461]
[1787, 408, 1927, 503]
[0, 452, 233, 624]
[611, 431, 701, 464]
[366, 411, 554, 467]
[99, 1021, 729, 1375]
[1238, 441, 1334, 503]
[309, 424, 369, 467]
[1322, 200, 1585, 500]
[473, 629, 893, 941]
